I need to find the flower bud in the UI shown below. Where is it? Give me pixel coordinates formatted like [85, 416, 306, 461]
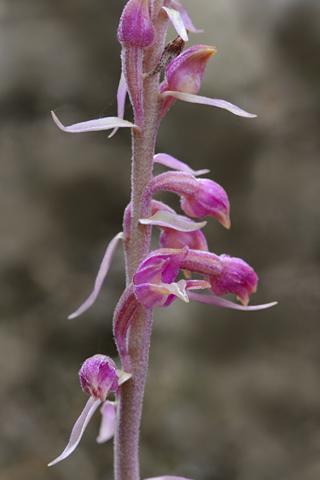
[161, 45, 216, 94]
[79, 354, 120, 402]
[159, 45, 216, 119]
[117, 0, 155, 48]
[181, 178, 230, 228]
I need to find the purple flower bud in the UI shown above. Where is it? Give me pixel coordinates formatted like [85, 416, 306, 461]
[117, 0, 155, 48]
[147, 172, 230, 227]
[181, 178, 230, 228]
[79, 355, 120, 402]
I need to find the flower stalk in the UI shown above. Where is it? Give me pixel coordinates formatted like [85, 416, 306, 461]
[48, 2, 276, 480]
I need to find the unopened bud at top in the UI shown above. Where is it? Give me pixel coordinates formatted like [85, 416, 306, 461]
[160, 45, 216, 95]
[117, 0, 156, 48]
[79, 354, 120, 402]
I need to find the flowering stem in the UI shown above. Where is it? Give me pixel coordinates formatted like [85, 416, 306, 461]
[114, 305, 153, 480]
[116, 55, 163, 480]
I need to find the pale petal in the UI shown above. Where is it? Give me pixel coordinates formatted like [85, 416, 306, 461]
[51, 111, 140, 133]
[68, 232, 124, 319]
[164, 279, 189, 303]
[96, 401, 116, 444]
[160, 92, 257, 118]
[171, 1, 203, 33]
[162, 7, 189, 42]
[48, 396, 101, 466]
[154, 153, 209, 176]
[115, 369, 132, 386]
[108, 72, 128, 138]
[145, 476, 197, 480]
[188, 291, 277, 310]
[139, 211, 206, 231]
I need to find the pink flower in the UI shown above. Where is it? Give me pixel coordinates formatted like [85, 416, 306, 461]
[146, 171, 230, 228]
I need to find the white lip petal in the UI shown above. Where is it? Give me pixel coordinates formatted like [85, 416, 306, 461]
[51, 111, 140, 133]
[160, 92, 257, 118]
[139, 211, 206, 231]
[188, 291, 277, 310]
[154, 153, 209, 176]
[68, 232, 124, 319]
[96, 401, 117, 444]
[162, 7, 189, 42]
[48, 396, 101, 466]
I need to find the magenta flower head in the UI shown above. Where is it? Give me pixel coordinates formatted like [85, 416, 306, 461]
[147, 171, 230, 228]
[181, 250, 258, 306]
[117, 0, 155, 48]
[79, 354, 121, 402]
[181, 177, 231, 228]
[208, 254, 258, 305]
[160, 45, 216, 118]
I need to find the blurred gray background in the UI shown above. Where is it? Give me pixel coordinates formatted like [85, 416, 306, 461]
[1, 0, 320, 479]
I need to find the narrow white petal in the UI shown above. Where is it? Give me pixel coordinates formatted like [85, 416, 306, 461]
[108, 72, 128, 138]
[162, 7, 189, 42]
[154, 153, 209, 176]
[51, 111, 140, 133]
[68, 232, 124, 319]
[96, 401, 117, 444]
[161, 92, 257, 118]
[139, 211, 206, 231]
[145, 476, 197, 480]
[48, 396, 101, 466]
[188, 291, 277, 310]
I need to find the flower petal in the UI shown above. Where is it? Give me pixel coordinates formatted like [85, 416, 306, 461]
[51, 111, 140, 133]
[96, 401, 117, 444]
[188, 291, 277, 310]
[162, 7, 189, 42]
[139, 210, 206, 231]
[160, 92, 257, 118]
[154, 153, 209, 176]
[145, 476, 197, 480]
[68, 232, 124, 319]
[48, 396, 102, 466]
[171, 1, 203, 33]
[108, 72, 128, 138]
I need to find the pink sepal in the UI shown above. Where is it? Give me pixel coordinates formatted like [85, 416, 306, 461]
[108, 72, 127, 138]
[154, 153, 209, 176]
[159, 227, 208, 251]
[139, 210, 206, 231]
[51, 111, 140, 133]
[48, 396, 102, 466]
[160, 91, 257, 118]
[162, 7, 189, 41]
[188, 291, 277, 310]
[96, 401, 117, 444]
[171, 1, 203, 33]
[68, 232, 124, 319]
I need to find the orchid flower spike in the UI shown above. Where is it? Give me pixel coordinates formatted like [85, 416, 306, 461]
[48, 355, 131, 466]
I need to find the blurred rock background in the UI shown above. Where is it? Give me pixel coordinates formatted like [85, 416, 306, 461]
[0, 0, 319, 479]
